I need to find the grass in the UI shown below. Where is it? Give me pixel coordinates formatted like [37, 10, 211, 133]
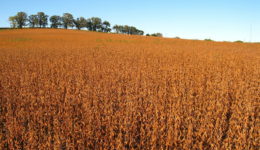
[0, 29, 259, 149]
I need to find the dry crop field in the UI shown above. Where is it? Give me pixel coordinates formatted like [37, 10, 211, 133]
[0, 29, 259, 149]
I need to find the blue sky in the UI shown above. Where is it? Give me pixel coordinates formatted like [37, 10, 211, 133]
[1, 0, 259, 42]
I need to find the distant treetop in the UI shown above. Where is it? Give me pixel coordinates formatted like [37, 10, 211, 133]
[8, 11, 164, 37]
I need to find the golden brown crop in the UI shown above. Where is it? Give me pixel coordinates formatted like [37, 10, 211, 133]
[0, 29, 259, 149]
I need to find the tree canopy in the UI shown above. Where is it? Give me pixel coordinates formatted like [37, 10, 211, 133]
[50, 15, 62, 28]
[86, 17, 102, 31]
[28, 15, 39, 28]
[62, 13, 74, 29]
[113, 25, 144, 35]
[73, 17, 87, 30]
[101, 21, 111, 33]
[37, 12, 48, 28]
[8, 11, 162, 37]
[150, 33, 163, 37]
[9, 16, 17, 28]
[14, 12, 28, 28]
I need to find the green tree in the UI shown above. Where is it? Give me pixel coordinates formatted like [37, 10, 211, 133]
[86, 17, 102, 31]
[37, 12, 48, 28]
[151, 33, 163, 37]
[124, 25, 130, 34]
[86, 19, 93, 31]
[136, 29, 144, 35]
[9, 16, 17, 28]
[204, 39, 213, 42]
[113, 25, 120, 33]
[113, 25, 126, 34]
[113, 25, 144, 35]
[49, 15, 62, 28]
[28, 15, 39, 28]
[73, 17, 87, 30]
[101, 21, 111, 32]
[62, 13, 74, 29]
[234, 40, 243, 43]
[119, 25, 125, 33]
[15, 12, 28, 28]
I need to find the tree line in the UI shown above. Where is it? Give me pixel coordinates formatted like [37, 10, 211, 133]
[9, 12, 163, 37]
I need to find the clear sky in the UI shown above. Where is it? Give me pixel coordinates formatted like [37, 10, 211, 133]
[1, 0, 259, 42]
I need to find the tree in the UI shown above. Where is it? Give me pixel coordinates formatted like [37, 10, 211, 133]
[101, 21, 111, 32]
[119, 25, 125, 33]
[86, 17, 102, 31]
[151, 33, 163, 37]
[205, 39, 213, 42]
[113, 25, 125, 34]
[234, 40, 243, 43]
[136, 29, 144, 35]
[28, 15, 39, 28]
[49, 15, 62, 28]
[9, 16, 17, 28]
[86, 19, 93, 31]
[124, 25, 130, 34]
[113, 25, 120, 33]
[15, 12, 28, 28]
[73, 17, 87, 30]
[113, 25, 144, 35]
[127, 26, 144, 35]
[37, 12, 48, 28]
[62, 13, 74, 29]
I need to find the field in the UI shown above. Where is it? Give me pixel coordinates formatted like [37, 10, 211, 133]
[0, 29, 259, 149]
